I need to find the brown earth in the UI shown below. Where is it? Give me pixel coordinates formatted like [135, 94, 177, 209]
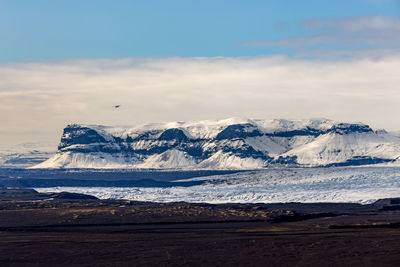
[1, 189, 400, 266]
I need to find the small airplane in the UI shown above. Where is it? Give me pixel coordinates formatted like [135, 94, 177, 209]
[113, 105, 121, 109]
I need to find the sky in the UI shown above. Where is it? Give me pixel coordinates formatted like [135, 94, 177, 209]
[1, 0, 400, 149]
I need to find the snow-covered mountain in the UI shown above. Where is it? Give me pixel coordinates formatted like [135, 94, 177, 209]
[33, 118, 400, 169]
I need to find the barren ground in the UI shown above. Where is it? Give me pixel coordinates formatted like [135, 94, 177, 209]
[1, 189, 400, 266]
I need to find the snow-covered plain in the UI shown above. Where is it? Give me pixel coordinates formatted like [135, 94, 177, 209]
[36, 166, 400, 204]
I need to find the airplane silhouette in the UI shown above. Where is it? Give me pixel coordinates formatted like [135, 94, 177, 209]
[113, 105, 121, 109]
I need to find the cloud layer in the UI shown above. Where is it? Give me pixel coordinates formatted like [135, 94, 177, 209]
[1, 55, 400, 148]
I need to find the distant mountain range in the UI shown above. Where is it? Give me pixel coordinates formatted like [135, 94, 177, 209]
[0, 142, 55, 168]
[30, 118, 400, 169]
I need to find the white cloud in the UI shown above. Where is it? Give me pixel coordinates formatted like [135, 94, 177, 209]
[1, 55, 400, 149]
[304, 16, 400, 32]
[245, 16, 400, 56]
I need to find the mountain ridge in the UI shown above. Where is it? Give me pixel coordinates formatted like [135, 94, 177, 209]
[32, 118, 400, 169]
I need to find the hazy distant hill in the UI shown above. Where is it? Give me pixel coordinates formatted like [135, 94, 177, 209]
[0, 143, 55, 168]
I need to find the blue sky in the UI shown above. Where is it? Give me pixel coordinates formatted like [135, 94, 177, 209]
[1, 0, 400, 148]
[1, 0, 399, 61]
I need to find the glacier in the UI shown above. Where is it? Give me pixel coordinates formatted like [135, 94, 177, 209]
[36, 166, 400, 204]
[32, 118, 400, 169]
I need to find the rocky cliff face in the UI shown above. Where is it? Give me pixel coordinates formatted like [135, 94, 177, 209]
[33, 118, 400, 169]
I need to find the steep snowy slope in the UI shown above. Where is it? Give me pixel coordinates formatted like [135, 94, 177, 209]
[281, 131, 400, 166]
[33, 118, 400, 169]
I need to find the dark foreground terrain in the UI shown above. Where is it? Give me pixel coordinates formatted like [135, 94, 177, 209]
[1, 189, 400, 266]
